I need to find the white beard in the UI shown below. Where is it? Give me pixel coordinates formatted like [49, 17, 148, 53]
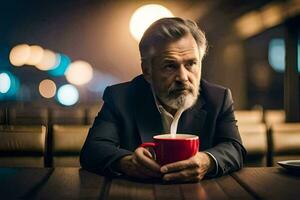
[151, 75, 201, 112]
[161, 90, 199, 110]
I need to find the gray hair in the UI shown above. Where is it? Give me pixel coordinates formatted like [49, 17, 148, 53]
[139, 17, 207, 63]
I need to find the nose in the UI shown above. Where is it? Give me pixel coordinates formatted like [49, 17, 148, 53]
[175, 65, 188, 82]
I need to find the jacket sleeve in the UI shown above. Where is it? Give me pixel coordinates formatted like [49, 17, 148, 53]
[80, 87, 132, 176]
[205, 88, 247, 176]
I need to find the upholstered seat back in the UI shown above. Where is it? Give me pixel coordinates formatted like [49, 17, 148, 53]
[272, 123, 300, 165]
[265, 110, 285, 126]
[52, 125, 90, 167]
[238, 123, 267, 166]
[235, 110, 263, 125]
[0, 125, 46, 167]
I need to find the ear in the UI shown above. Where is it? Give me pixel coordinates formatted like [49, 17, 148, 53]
[141, 60, 152, 84]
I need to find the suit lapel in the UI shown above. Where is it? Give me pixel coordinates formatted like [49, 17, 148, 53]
[134, 76, 207, 143]
[178, 95, 207, 137]
[134, 76, 163, 143]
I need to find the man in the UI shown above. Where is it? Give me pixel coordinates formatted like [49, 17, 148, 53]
[80, 17, 246, 182]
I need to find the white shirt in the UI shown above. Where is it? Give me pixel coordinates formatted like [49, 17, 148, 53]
[152, 90, 219, 176]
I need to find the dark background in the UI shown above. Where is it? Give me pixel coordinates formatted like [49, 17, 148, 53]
[0, 0, 299, 109]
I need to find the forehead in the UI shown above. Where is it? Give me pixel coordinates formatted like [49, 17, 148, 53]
[154, 34, 200, 61]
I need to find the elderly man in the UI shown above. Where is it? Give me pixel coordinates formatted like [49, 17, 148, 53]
[80, 17, 246, 182]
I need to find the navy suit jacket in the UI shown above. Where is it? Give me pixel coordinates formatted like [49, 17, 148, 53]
[80, 75, 246, 177]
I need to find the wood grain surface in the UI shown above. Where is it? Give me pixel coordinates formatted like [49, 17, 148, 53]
[1, 167, 298, 200]
[232, 167, 300, 200]
[32, 168, 105, 199]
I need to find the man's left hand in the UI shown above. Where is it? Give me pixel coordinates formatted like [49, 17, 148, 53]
[160, 152, 215, 182]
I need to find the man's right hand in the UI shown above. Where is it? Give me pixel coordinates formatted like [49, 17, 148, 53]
[116, 147, 161, 179]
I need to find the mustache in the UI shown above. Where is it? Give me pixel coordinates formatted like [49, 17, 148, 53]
[168, 84, 194, 96]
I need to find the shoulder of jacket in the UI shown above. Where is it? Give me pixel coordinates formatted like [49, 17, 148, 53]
[201, 79, 228, 95]
[102, 75, 145, 100]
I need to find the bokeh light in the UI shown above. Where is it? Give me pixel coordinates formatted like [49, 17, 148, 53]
[57, 84, 79, 106]
[269, 38, 300, 73]
[35, 49, 58, 71]
[48, 54, 71, 77]
[0, 72, 11, 93]
[65, 60, 93, 85]
[27, 45, 44, 65]
[268, 38, 285, 72]
[9, 44, 31, 66]
[39, 79, 57, 98]
[0, 71, 20, 97]
[130, 4, 173, 41]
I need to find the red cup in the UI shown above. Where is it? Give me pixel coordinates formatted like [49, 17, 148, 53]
[140, 134, 199, 165]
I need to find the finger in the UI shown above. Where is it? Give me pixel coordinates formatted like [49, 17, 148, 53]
[132, 156, 161, 178]
[163, 168, 199, 182]
[161, 158, 196, 174]
[143, 148, 153, 159]
[135, 148, 161, 172]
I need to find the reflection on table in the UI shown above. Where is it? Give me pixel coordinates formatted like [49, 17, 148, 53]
[0, 167, 299, 200]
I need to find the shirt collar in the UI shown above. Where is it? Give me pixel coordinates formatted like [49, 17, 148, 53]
[150, 87, 185, 127]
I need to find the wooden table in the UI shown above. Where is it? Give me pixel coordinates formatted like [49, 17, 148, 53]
[232, 167, 300, 200]
[0, 167, 299, 199]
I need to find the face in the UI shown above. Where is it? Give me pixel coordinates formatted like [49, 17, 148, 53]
[143, 33, 203, 112]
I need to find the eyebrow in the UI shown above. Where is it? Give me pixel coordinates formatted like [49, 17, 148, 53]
[160, 57, 199, 64]
[162, 58, 177, 62]
[185, 58, 199, 62]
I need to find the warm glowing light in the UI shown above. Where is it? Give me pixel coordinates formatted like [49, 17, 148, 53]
[9, 44, 31, 66]
[0, 72, 11, 93]
[286, 0, 300, 17]
[27, 45, 44, 65]
[260, 3, 283, 29]
[57, 84, 79, 106]
[65, 60, 93, 85]
[235, 11, 264, 39]
[39, 79, 57, 98]
[130, 4, 173, 41]
[35, 49, 58, 71]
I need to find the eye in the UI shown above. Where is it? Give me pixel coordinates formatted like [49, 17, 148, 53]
[185, 60, 197, 69]
[163, 63, 177, 70]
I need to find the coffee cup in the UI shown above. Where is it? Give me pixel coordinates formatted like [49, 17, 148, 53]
[140, 134, 199, 165]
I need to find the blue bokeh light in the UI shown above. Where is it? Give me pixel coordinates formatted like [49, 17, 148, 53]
[48, 54, 71, 77]
[268, 39, 285, 72]
[0, 71, 20, 98]
[57, 84, 79, 106]
[268, 38, 300, 73]
[0, 72, 11, 93]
